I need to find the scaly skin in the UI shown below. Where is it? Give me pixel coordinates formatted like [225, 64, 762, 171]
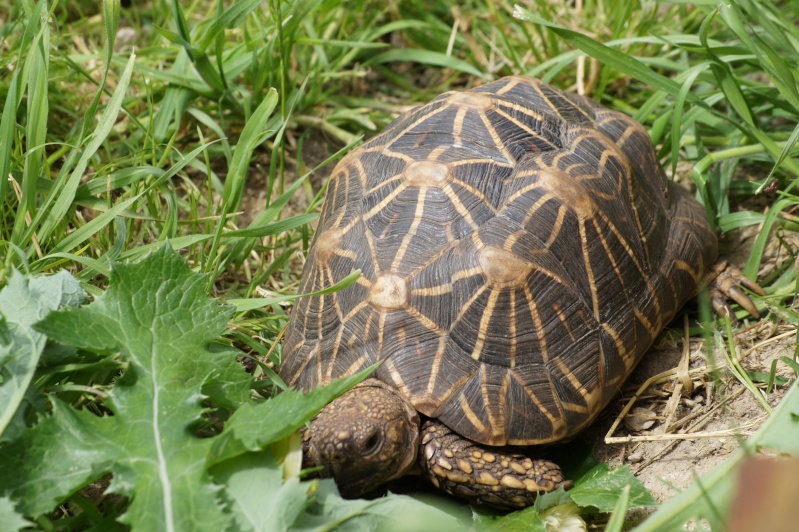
[418, 421, 572, 509]
[304, 380, 419, 498]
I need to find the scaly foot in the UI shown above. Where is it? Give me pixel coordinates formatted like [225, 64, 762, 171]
[419, 420, 572, 509]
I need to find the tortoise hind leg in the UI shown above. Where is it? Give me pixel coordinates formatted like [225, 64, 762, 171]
[704, 260, 766, 323]
[419, 421, 572, 509]
[664, 186, 763, 325]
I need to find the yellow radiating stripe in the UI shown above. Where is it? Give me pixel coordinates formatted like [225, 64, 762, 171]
[391, 188, 427, 271]
[380, 147, 416, 164]
[479, 364, 507, 442]
[404, 305, 447, 336]
[674, 259, 700, 284]
[477, 111, 516, 164]
[458, 394, 488, 435]
[509, 290, 518, 369]
[351, 155, 369, 189]
[382, 358, 412, 398]
[561, 402, 589, 414]
[451, 266, 483, 283]
[326, 298, 369, 381]
[325, 324, 347, 381]
[495, 76, 519, 96]
[510, 371, 560, 425]
[403, 238, 460, 279]
[595, 142, 627, 196]
[315, 286, 327, 385]
[363, 228, 382, 276]
[339, 352, 371, 381]
[545, 204, 567, 248]
[286, 340, 313, 387]
[333, 249, 357, 261]
[426, 335, 448, 397]
[612, 145, 652, 272]
[453, 284, 488, 327]
[553, 302, 576, 342]
[522, 284, 549, 363]
[555, 357, 600, 405]
[632, 306, 656, 338]
[493, 107, 558, 148]
[448, 177, 497, 214]
[377, 311, 386, 360]
[592, 217, 627, 294]
[530, 82, 564, 120]
[452, 106, 468, 142]
[579, 220, 601, 322]
[365, 172, 403, 196]
[601, 323, 635, 370]
[410, 284, 453, 296]
[470, 288, 500, 360]
[519, 191, 558, 226]
[442, 183, 479, 230]
[384, 104, 450, 151]
[362, 180, 408, 221]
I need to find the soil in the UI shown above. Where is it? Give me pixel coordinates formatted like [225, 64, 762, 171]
[593, 318, 794, 505]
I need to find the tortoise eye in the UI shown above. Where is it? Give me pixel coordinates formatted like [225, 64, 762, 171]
[363, 431, 382, 455]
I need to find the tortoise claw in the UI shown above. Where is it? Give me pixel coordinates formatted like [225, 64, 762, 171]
[705, 260, 764, 324]
[739, 275, 767, 297]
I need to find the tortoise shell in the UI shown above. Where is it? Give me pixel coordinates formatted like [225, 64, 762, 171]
[279, 76, 716, 447]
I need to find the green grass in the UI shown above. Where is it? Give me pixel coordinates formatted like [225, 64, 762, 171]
[1, 0, 798, 529]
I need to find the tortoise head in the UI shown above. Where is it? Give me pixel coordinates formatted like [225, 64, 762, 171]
[306, 379, 420, 497]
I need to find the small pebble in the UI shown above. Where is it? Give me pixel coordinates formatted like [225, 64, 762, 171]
[627, 451, 644, 463]
[624, 407, 658, 432]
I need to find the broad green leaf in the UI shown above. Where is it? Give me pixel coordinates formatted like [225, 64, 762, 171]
[209, 368, 375, 465]
[477, 505, 547, 531]
[201, 343, 254, 410]
[570, 463, 656, 512]
[21, 245, 234, 530]
[292, 479, 463, 532]
[0, 400, 114, 515]
[0, 497, 29, 532]
[533, 487, 573, 512]
[0, 270, 86, 438]
[212, 451, 308, 532]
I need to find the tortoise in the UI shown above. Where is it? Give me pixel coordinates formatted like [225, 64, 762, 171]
[278, 76, 762, 508]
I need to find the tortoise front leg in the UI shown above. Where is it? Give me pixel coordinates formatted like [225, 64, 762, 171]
[419, 421, 572, 509]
